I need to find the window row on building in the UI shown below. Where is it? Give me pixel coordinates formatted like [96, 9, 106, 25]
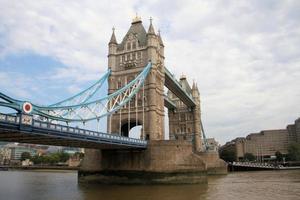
[120, 51, 142, 63]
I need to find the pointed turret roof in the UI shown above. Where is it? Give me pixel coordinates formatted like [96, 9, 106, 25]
[179, 75, 192, 95]
[192, 81, 200, 97]
[158, 30, 164, 46]
[117, 18, 147, 50]
[109, 27, 117, 44]
[147, 17, 156, 35]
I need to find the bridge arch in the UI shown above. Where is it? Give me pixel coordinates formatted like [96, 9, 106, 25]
[120, 118, 143, 139]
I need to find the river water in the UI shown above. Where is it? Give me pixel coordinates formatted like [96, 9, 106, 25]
[0, 170, 299, 200]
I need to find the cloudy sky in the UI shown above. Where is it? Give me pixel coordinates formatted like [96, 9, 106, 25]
[0, 0, 299, 144]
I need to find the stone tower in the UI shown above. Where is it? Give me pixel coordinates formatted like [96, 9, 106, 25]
[168, 77, 203, 151]
[107, 16, 165, 140]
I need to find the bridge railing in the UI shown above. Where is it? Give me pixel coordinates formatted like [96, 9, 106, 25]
[232, 162, 277, 168]
[0, 113, 147, 146]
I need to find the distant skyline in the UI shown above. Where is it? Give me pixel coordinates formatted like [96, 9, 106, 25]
[0, 1, 299, 144]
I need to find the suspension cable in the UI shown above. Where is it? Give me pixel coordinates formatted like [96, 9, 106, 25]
[119, 106, 122, 135]
[135, 93, 138, 127]
[142, 82, 145, 139]
[128, 100, 130, 136]
[109, 101, 112, 134]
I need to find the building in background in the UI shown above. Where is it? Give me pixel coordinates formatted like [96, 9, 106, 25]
[206, 138, 219, 152]
[9, 144, 37, 160]
[220, 117, 300, 161]
[0, 146, 11, 165]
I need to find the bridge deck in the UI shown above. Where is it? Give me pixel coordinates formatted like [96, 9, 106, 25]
[164, 68, 196, 107]
[163, 95, 176, 110]
[0, 113, 147, 149]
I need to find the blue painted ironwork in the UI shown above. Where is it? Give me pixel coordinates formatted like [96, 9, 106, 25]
[49, 69, 111, 107]
[0, 113, 147, 149]
[0, 62, 152, 123]
[200, 120, 209, 150]
[164, 67, 196, 107]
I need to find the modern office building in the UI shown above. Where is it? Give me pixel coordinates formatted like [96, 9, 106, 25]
[221, 117, 299, 161]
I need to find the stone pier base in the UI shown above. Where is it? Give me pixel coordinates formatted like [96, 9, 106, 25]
[79, 140, 208, 184]
[196, 151, 228, 175]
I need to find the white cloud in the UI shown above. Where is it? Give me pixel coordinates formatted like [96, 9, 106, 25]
[0, 0, 299, 144]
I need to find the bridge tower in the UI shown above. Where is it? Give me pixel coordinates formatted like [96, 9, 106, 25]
[107, 16, 165, 140]
[167, 77, 203, 151]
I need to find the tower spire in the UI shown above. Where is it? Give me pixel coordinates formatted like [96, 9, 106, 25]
[158, 29, 164, 46]
[109, 27, 117, 44]
[147, 17, 156, 35]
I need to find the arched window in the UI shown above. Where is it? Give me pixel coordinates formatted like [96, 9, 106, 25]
[132, 52, 136, 60]
[127, 42, 131, 50]
[132, 42, 136, 49]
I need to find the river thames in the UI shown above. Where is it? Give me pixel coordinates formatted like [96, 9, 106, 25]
[0, 170, 299, 200]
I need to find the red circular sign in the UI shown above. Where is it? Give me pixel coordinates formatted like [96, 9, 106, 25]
[23, 102, 32, 114]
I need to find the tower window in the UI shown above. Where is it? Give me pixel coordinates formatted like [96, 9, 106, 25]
[180, 114, 185, 121]
[117, 80, 122, 89]
[127, 43, 131, 50]
[132, 42, 136, 49]
[137, 51, 141, 59]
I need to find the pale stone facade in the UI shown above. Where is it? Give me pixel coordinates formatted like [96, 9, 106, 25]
[107, 17, 165, 140]
[287, 118, 300, 144]
[221, 118, 300, 160]
[79, 17, 227, 184]
[167, 76, 203, 151]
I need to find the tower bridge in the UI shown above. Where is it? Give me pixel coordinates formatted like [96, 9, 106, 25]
[0, 16, 227, 184]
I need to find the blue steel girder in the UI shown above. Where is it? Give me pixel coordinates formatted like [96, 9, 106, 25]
[0, 113, 147, 149]
[0, 62, 152, 123]
[163, 94, 176, 110]
[164, 68, 196, 107]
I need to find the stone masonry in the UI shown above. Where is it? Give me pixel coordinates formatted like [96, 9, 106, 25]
[79, 17, 227, 184]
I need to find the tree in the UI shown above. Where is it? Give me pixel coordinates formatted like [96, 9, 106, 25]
[219, 149, 236, 162]
[275, 151, 283, 162]
[20, 152, 31, 161]
[31, 155, 42, 164]
[244, 153, 255, 161]
[74, 152, 84, 159]
[58, 152, 70, 162]
[287, 144, 300, 161]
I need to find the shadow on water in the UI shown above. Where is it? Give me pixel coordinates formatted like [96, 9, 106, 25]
[1, 170, 300, 200]
[78, 183, 209, 200]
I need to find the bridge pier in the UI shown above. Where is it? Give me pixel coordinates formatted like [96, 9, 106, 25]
[79, 140, 209, 184]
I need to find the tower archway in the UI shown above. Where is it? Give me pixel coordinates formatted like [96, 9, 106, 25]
[120, 119, 143, 139]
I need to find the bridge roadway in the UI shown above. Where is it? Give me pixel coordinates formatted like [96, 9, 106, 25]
[0, 113, 147, 149]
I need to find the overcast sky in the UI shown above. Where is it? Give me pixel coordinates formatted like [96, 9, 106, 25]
[0, 0, 299, 144]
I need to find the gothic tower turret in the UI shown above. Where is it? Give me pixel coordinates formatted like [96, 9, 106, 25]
[192, 82, 203, 151]
[108, 28, 118, 71]
[107, 16, 165, 140]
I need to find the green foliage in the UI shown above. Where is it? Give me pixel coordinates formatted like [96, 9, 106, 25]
[243, 153, 255, 161]
[20, 152, 31, 161]
[287, 144, 300, 161]
[31, 152, 70, 165]
[219, 149, 236, 162]
[275, 151, 283, 161]
[74, 152, 84, 159]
